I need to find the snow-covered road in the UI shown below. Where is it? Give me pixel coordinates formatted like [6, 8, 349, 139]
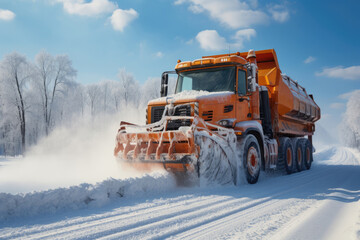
[1, 146, 359, 239]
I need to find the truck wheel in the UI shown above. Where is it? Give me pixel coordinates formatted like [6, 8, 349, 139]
[242, 135, 261, 184]
[278, 137, 294, 174]
[304, 139, 313, 170]
[294, 138, 304, 172]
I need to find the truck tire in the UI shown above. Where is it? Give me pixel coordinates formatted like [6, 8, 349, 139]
[304, 139, 313, 170]
[277, 137, 294, 174]
[242, 134, 261, 184]
[294, 138, 305, 172]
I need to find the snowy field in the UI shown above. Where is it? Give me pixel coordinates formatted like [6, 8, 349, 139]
[0, 145, 359, 239]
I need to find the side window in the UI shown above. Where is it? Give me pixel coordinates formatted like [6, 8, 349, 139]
[182, 77, 193, 91]
[238, 70, 247, 96]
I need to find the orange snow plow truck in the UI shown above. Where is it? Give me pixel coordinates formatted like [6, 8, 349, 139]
[114, 49, 320, 184]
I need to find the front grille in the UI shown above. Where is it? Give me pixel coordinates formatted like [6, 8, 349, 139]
[150, 104, 192, 130]
[167, 104, 192, 130]
[173, 105, 191, 116]
[151, 106, 165, 123]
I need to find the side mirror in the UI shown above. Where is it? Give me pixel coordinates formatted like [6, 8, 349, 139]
[160, 72, 169, 97]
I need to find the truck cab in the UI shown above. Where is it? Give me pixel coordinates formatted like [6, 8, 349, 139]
[147, 51, 259, 133]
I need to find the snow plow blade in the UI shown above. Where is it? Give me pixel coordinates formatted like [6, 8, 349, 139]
[114, 116, 236, 179]
[114, 116, 203, 173]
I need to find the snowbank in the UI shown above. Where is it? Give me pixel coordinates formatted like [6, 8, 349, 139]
[313, 146, 338, 162]
[0, 173, 176, 222]
[314, 146, 360, 166]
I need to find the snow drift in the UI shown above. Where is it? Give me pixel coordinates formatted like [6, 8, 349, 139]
[0, 172, 175, 222]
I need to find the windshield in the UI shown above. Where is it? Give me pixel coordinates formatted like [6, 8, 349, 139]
[175, 67, 235, 93]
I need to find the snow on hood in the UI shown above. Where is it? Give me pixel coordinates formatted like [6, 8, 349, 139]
[148, 90, 233, 104]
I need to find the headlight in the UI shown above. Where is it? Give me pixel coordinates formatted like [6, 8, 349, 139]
[217, 119, 236, 128]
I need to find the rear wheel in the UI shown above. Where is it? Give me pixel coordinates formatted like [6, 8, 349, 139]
[277, 137, 294, 174]
[304, 139, 313, 170]
[242, 135, 261, 184]
[294, 138, 305, 172]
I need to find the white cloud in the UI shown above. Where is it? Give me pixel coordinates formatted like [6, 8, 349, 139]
[316, 65, 360, 80]
[56, 0, 116, 16]
[196, 30, 227, 51]
[231, 28, 256, 49]
[330, 102, 344, 109]
[339, 89, 360, 99]
[268, 5, 289, 23]
[0, 9, 15, 21]
[155, 52, 164, 58]
[248, 0, 258, 9]
[188, 4, 204, 13]
[196, 29, 255, 51]
[186, 39, 194, 45]
[304, 56, 315, 64]
[175, 0, 269, 28]
[174, 0, 187, 5]
[234, 28, 256, 41]
[110, 8, 138, 32]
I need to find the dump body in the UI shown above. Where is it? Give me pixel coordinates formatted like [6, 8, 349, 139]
[252, 50, 320, 137]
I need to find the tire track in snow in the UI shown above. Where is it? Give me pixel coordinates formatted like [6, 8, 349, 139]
[1, 155, 327, 239]
[269, 165, 360, 239]
[1, 168, 322, 240]
[4, 191, 248, 239]
[4, 165, 334, 240]
[24, 194, 247, 240]
[1, 193, 224, 239]
[144, 168, 341, 240]
[82, 167, 335, 239]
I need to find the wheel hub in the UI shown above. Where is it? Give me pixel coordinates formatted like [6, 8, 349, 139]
[247, 146, 259, 176]
[306, 148, 310, 163]
[286, 148, 292, 166]
[297, 148, 302, 165]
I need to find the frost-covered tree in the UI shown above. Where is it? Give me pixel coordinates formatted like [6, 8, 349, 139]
[109, 80, 122, 112]
[117, 68, 140, 106]
[87, 84, 100, 116]
[341, 90, 360, 150]
[0, 51, 181, 155]
[0, 52, 31, 153]
[141, 77, 160, 105]
[101, 81, 110, 113]
[33, 51, 76, 135]
[55, 82, 84, 124]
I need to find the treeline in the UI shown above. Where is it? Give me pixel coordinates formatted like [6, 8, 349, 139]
[341, 90, 360, 151]
[0, 51, 170, 156]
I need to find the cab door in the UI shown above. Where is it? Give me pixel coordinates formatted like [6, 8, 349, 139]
[236, 67, 251, 122]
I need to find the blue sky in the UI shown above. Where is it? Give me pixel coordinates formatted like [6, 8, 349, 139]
[0, 0, 359, 142]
